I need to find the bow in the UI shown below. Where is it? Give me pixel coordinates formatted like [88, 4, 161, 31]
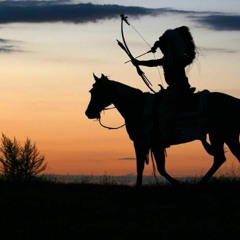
[117, 14, 156, 93]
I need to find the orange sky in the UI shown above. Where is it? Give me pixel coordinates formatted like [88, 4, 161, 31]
[0, 1, 240, 179]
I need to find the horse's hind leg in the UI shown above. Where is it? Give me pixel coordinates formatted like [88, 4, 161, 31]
[226, 133, 240, 162]
[200, 138, 226, 183]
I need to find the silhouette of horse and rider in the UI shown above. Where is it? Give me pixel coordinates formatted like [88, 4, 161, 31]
[85, 15, 240, 186]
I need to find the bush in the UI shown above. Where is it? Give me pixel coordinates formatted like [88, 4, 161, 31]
[0, 133, 47, 182]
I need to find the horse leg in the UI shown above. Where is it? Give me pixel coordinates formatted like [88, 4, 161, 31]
[133, 141, 149, 187]
[200, 138, 226, 183]
[201, 138, 214, 156]
[152, 147, 179, 185]
[226, 133, 240, 162]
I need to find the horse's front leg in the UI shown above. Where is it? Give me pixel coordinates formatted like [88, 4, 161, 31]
[133, 141, 149, 187]
[152, 146, 179, 185]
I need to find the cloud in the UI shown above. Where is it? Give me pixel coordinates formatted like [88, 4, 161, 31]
[0, 38, 23, 54]
[192, 14, 240, 31]
[0, 1, 239, 32]
[118, 157, 136, 160]
[200, 47, 239, 54]
[0, 1, 163, 24]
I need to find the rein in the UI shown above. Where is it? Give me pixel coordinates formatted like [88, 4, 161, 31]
[98, 107, 125, 130]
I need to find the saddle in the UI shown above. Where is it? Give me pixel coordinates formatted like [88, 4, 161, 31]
[144, 89, 210, 146]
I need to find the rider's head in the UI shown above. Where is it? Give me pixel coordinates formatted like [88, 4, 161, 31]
[155, 26, 196, 66]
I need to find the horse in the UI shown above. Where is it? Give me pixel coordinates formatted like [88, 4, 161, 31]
[85, 73, 240, 186]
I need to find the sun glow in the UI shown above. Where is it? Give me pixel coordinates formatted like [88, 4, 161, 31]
[0, 2, 240, 177]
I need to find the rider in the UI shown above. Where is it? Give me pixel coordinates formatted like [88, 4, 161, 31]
[132, 26, 197, 145]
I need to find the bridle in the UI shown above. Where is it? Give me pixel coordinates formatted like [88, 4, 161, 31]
[98, 106, 125, 130]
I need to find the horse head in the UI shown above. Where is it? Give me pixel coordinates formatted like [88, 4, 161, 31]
[85, 73, 113, 119]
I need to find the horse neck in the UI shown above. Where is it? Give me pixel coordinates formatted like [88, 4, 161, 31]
[110, 81, 143, 118]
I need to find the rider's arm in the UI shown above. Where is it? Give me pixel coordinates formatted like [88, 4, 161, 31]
[132, 57, 165, 67]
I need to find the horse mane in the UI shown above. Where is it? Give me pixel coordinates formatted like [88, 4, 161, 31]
[103, 76, 143, 96]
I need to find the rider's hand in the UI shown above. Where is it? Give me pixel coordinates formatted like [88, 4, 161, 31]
[151, 40, 160, 53]
[151, 47, 157, 53]
[131, 58, 139, 66]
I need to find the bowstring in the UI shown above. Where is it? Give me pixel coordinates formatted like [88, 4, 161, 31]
[129, 21, 164, 87]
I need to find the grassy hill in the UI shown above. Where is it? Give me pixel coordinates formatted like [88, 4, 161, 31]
[0, 177, 239, 239]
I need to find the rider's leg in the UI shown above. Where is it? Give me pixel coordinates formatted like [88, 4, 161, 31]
[157, 89, 177, 145]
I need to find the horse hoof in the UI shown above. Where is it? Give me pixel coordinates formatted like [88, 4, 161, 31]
[171, 179, 180, 186]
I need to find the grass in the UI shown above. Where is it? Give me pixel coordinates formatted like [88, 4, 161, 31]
[0, 177, 239, 239]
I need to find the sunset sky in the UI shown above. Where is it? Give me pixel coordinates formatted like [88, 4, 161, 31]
[0, 0, 240, 178]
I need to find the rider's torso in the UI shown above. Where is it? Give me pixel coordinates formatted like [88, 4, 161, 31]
[163, 64, 190, 89]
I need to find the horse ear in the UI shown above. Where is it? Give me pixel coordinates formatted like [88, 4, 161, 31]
[101, 73, 107, 80]
[101, 74, 109, 81]
[93, 73, 108, 82]
[93, 73, 99, 82]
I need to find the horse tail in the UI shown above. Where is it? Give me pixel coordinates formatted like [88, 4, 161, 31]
[150, 148, 167, 185]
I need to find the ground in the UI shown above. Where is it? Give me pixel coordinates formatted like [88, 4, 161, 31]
[0, 178, 239, 239]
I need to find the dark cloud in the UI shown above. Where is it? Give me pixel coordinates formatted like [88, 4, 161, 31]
[0, 1, 239, 32]
[0, 45, 17, 53]
[0, 38, 23, 53]
[0, 38, 8, 43]
[118, 157, 135, 160]
[201, 47, 239, 54]
[0, 1, 162, 24]
[192, 14, 240, 31]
